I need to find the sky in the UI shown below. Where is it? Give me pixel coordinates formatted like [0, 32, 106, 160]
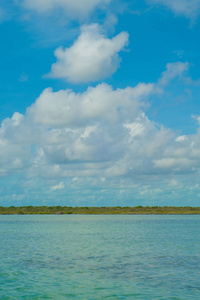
[0, 0, 200, 207]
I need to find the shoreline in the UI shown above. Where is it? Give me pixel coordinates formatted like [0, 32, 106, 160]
[1, 206, 200, 215]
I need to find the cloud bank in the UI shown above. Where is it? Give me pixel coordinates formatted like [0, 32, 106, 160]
[0, 62, 199, 183]
[1, 62, 200, 205]
[47, 24, 129, 83]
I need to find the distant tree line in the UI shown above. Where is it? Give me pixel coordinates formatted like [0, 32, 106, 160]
[0, 206, 200, 214]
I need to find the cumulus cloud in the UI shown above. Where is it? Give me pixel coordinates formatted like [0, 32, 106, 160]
[0, 113, 31, 176]
[22, 0, 111, 17]
[153, 127, 200, 174]
[1, 62, 200, 184]
[147, 0, 200, 20]
[47, 24, 129, 83]
[0, 80, 157, 178]
[27, 82, 153, 127]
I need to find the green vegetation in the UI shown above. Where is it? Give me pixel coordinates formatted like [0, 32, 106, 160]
[0, 206, 200, 215]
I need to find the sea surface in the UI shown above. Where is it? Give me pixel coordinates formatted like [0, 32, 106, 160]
[0, 215, 200, 299]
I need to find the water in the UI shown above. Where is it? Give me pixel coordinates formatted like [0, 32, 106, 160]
[0, 215, 200, 299]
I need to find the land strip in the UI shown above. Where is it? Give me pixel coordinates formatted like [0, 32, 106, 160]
[0, 206, 200, 215]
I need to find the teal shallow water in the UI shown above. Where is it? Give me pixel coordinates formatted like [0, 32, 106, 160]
[0, 215, 200, 299]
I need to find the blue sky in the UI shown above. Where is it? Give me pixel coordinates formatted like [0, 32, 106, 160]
[1, 0, 200, 206]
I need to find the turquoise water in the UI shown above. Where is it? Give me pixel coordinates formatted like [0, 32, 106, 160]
[0, 215, 200, 299]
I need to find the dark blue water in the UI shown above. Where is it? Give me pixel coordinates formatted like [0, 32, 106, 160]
[0, 215, 200, 299]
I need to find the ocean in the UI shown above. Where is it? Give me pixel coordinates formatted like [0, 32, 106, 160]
[0, 215, 200, 299]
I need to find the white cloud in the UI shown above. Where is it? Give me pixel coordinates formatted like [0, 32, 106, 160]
[147, 0, 200, 20]
[50, 181, 65, 191]
[47, 24, 129, 83]
[0, 80, 157, 178]
[124, 121, 145, 142]
[27, 82, 153, 127]
[158, 62, 189, 86]
[1, 62, 200, 184]
[175, 135, 188, 142]
[154, 157, 191, 169]
[23, 0, 111, 17]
